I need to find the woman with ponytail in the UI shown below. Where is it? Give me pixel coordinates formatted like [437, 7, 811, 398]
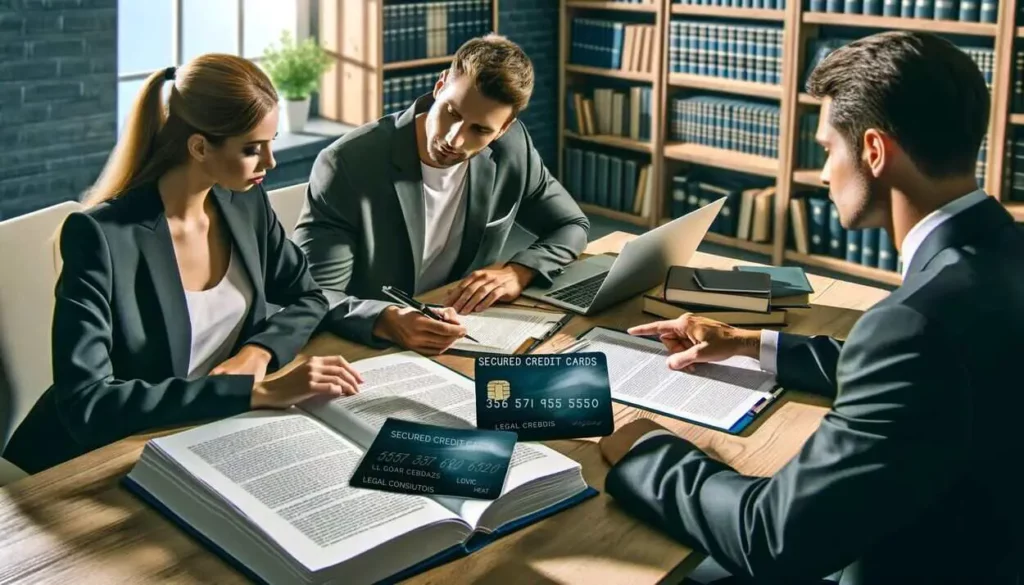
[3, 55, 363, 474]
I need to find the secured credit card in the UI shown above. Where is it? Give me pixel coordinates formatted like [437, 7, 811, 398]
[474, 352, 614, 441]
[349, 418, 516, 500]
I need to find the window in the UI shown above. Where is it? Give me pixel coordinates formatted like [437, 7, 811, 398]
[116, 0, 307, 132]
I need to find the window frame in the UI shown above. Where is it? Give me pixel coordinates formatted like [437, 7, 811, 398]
[116, 0, 310, 83]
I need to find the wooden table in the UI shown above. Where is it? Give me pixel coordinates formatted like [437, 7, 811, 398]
[0, 232, 890, 585]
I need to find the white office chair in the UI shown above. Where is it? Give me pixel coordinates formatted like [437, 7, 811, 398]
[0, 201, 83, 464]
[0, 456, 27, 486]
[267, 182, 308, 239]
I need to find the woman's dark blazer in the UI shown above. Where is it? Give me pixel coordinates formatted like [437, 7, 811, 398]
[2, 182, 328, 474]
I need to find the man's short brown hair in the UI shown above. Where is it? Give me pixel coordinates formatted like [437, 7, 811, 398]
[450, 33, 534, 117]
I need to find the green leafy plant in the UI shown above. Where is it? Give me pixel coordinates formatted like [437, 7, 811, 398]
[261, 30, 332, 101]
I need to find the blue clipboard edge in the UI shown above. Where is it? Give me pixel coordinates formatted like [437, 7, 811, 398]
[122, 474, 599, 584]
[572, 325, 785, 436]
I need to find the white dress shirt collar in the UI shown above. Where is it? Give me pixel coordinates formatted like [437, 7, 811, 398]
[898, 188, 989, 278]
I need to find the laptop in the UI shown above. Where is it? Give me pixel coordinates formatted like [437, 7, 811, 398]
[521, 197, 727, 315]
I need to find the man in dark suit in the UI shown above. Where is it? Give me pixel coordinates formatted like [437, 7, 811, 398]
[292, 34, 590, 354]
[598, 31, 1024, 585]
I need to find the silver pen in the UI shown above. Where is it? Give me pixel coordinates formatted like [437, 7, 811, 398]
[556, 339, 591, 354]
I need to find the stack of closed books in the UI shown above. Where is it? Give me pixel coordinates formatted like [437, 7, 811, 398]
[642, 265, 814, 326]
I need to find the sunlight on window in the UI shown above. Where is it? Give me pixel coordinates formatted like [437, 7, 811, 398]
[245, 0, 298, 59]
[116, 0, 301, 133]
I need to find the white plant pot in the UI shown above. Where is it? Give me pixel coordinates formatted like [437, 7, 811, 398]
[281, 97, 311, 133]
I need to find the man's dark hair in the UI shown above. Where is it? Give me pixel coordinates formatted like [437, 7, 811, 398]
[806, 30, 989, 179]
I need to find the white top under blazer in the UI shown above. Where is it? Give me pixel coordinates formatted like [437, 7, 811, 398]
[183, 245, 254, 380]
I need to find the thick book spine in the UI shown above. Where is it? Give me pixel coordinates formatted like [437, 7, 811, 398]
[828, 203, 846, 259]
[807, 197, 830, 255]
[877, 229, 898, 272]
[860, 228, 878, 268]
[845, 229, 863, 264]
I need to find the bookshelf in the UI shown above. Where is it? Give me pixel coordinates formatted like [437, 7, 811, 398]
[559, 0, 666, 229]
[557, 0, 1024, 287]
[318, 0, 499, 127]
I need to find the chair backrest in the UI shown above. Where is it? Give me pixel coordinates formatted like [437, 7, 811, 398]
[0, 201, 83, 448]
[267, 182, 308, 239]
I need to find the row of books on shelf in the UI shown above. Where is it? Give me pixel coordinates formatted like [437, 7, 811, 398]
[793, 194, 902, 272]
[384, 70, 446, 115]
[804, 0, 996, 22]
[1010, 49, 1024, 114]
[569, 19, 657, 76]
[563, 146, 653, 217]
[565, 86, 654, 142]
[668, 173, 775, 243]
[382, 0, 491, 64]
[668, 22, 783, 86]
[804, 38, 993, 90]
[796, 113, 825, 171]
[1002, 131, 1024, 202]
[672, 0, 788, 8]
[669, 96, 780, 159]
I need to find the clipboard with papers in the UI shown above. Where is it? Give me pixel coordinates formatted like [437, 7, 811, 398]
[562, 326, 784, 434]
[434, 304, 573, 356]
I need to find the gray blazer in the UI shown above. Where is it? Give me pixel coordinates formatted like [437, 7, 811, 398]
[291, 94, 590, 347]
[605, 196, 1024, 585]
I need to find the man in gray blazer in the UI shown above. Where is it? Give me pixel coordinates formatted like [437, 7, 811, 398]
[292, 35, 589, 354]
[598, 31, 1024, 585]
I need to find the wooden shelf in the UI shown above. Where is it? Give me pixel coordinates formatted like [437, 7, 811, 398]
[668, 73, 782, 100]
[704, 232, 774, 255]
[802, 12, 998, 36]
[565, 131, 653, 153]
[568, 0, 658, 11]
[798, 93, 822, 106]
[557, 0, 1020, 286]
[664, 142, 778, 177]
[382, 55, 453, 72]
[579, 202, 649, 227]
[785, 250, 903, 286]
[565, 64, 654, 82]
[319, 0, 498, 127]
[670, 4, 784, 20]
[793, 169, 825, 188]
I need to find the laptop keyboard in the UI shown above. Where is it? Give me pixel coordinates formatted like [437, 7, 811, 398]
[546, 272, 609, 308]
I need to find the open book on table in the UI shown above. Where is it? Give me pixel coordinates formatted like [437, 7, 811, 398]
[123, 351, 596, 585]
[575, 327, 782, 434]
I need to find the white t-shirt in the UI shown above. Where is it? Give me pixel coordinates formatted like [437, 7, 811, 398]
[184, 245, 254, 380]
[417, 160, 470, 293]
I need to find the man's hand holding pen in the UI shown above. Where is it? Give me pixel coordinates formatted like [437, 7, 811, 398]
[373, 286, 475, 356]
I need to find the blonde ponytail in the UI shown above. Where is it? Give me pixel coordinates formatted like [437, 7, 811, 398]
[82, 55, 278, 207]
[83, 68, 169, 207]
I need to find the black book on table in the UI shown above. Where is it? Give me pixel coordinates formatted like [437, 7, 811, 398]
[664, 266, 772, 313]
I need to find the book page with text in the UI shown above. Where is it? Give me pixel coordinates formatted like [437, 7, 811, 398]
[300, 352, 580, 525]
[579, 328, 776, 430]
[450, 307, 566, 354]
[143, 411, 460, 572]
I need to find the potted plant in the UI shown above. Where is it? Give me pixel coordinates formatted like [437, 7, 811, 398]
[261, 30, 332, 133]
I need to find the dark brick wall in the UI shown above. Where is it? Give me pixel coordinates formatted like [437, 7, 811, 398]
[499, 0, 558, 170]
[0, 0, 116, 220]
